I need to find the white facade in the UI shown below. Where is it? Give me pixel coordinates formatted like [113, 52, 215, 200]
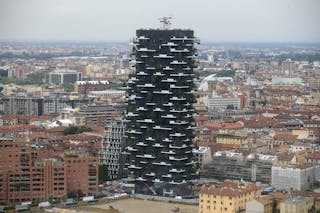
[192, 146, 212, 168]
[272, 165, 315, 190]
[207, 97, 241, 111]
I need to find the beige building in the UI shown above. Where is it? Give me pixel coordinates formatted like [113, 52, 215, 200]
[199, 181, 261, 213]
[246, 197, 273, 213]
[280, 196, 313, 213]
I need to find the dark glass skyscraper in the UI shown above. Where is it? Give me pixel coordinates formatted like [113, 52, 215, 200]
[124, 28, 198, 196]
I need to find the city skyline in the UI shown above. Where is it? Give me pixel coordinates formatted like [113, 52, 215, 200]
[1, 0, 320, 43]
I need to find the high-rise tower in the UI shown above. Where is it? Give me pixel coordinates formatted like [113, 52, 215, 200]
[124, 23, 199, 196]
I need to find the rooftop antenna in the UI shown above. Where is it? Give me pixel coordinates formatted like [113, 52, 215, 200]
[159, 17, 172, 30]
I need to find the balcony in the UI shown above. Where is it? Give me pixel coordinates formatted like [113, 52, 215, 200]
[170, 133, 186, 137]
[162, 174, 172, 178]
[154, 90, 172, 95]
[145, 172, 155, 177]
[137, 48, 156, 52]
[153, 126, 172, 131]
[137, 119, 154, 124]
[152, 179, 164, 183]
[163, 102, 173, 107]
[136, 154, 156, 159]
[169, 180, 187, 185]
[169, 156, 188, 161]
[127, 146, 138, 152]
[161, 114, 176, 119]
[153, 108, 164, 112]
[170, 97, 186, 101]
[154, 54, 174, 59]
[137, 107, 148, 111]
[152, 143, 164, 148]
[163, 66, 174, 71]
[169, 169, 186, 173]
[128, 165, 142, 169]
[152, 161, 171, 166]
[146, 67, 156, 70]
[137, 72, 148, 76]
[154, 72, 165, 76]
[136, 142, 147, 147]
[170, 48, 189, 53]
[169, 144, 187, 149]
[161, 42, 178, 47]
[170, 60, 187, 65]
[127, 130, 142, 134]
[137, 83, 155, 88]
[161, 78, 176, 83]
[161, 150, 176, 155]
[146, 137, 155, 141]
[127, 112, 138, 117]
[162, 138, 173, 143]
[170, 73, 189, 77]
[169, 121, 188, 125]
[136, 177, 147, 181]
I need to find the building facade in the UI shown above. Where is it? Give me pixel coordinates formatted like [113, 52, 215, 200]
[0, 139, 98, 204]
[124, 28, 198, 196]
[99, 119, 126, 180]
[199, 181, 261, 213]
[271, 164, 315, 190]
[49, 69, 83, 85]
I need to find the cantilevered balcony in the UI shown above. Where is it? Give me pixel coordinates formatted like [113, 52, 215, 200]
[152, 143, 164, 148]
[169, 144, 188, 149]
[170, 97, 186, 101]
[153, 126, 172, 131]
[153, 90, 172, 95]
[163, 66, 174, 71]
[169, 169, 186, 173]
[136, 142, 147, 146]
[136, 154, 156, 159]
[170, 133, 186, 137]
[161, 42, 178, 47]
[154, 72, 165, 76]
[162, 138, 173, 143]
[128, 165, 142, 169]
[170, 48, 189, 53]
[161, 150, 176, 155]
[162, 78, 176, 83]
[137, 119, 155, 124]
[169, 156, 188, 161]
[152, 161, 171, 166]
[137, 83, 155, 88]
[162, 174, 172, 178]
[152, 179, 164, 183]
[145, 172, 155, 177]
[170, 60, 187, 65]
[137, 48, 156, 52]
[127, 146, 138, 152]
[161, 114, 176, 119]
[153, 108, 164, 112]
[154, 54, 174, 59]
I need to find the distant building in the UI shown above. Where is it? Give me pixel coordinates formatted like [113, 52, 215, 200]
[199, 181, 261, 213]
[43, 96, 92, 114]
[192, 146, 212, 168]
[272, 164, 315, 190]
[201, 151, 277, 183]
[280, 196, 313, 213]
[2, 96, 43, 116]
[49, 69, 83, 85]
[207, 97, 241, 111]
[74, 80, 109, 95]
[282, 59, 295, 76]
[78, 104, 121, 127]
[99, 119, 126, 180]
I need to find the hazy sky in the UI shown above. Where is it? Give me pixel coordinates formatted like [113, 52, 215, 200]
[0, 0, 319, 42]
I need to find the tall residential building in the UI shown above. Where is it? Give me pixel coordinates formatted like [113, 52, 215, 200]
[99, 119, 126, 180]
[124, 27, 198, 196]
[0, 138, 99, 204]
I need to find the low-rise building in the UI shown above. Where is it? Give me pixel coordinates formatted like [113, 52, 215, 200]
[280, 196, 313, 213]
[199, 181, 261, 213]
[272, 164, 315, 190]
[246, 197, 273, 213]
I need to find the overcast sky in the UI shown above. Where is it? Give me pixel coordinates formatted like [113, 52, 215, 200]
[0, 0, 319, 42]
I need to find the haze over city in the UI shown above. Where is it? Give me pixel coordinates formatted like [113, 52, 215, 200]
[1, 0, 320, 42]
